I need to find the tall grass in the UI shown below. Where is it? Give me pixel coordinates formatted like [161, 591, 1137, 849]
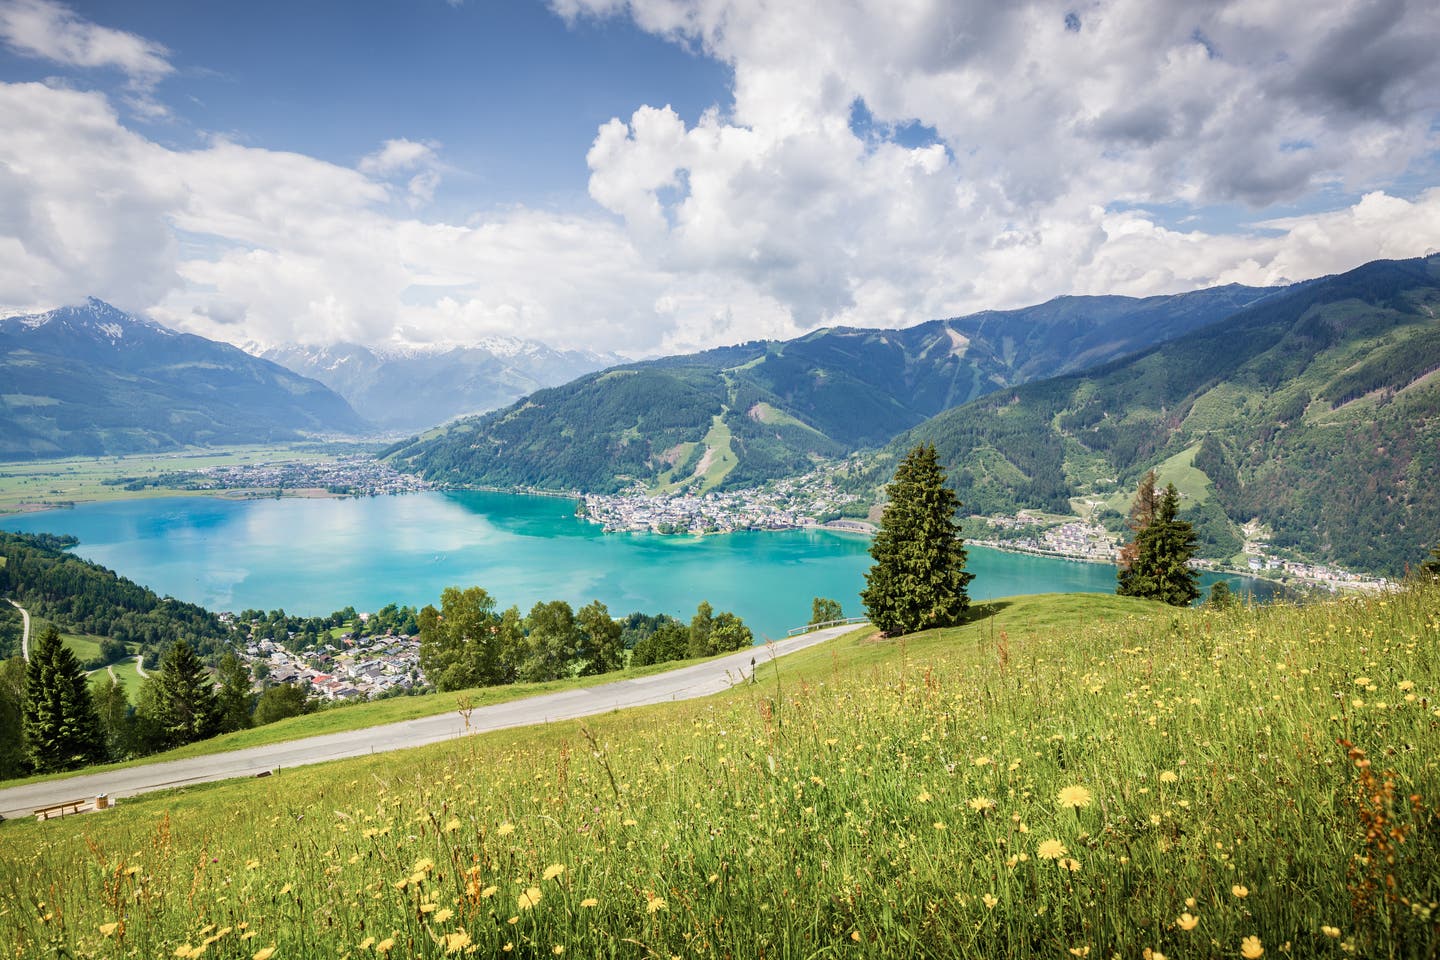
[3, 587, 1437, 958]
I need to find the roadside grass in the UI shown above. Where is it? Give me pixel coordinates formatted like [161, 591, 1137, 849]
[0, 444, 343, 515]
[4, 586, 1437, 958]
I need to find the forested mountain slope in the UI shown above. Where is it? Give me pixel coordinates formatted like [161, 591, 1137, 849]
[385, 285, 1273, 492]
[0, 299, 367, 460]
[885, 255, 1440, 576]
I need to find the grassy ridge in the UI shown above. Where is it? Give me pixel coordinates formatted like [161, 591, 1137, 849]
[2, 589, 1437, 958]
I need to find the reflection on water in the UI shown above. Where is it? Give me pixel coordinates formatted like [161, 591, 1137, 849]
[3, 492, 1283, 640]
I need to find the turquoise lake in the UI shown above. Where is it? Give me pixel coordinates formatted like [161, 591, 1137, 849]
[1, 492, 1275, 640]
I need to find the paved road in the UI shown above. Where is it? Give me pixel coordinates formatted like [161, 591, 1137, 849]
[0, 622, 864, 821]
[7, 599, 29, 661]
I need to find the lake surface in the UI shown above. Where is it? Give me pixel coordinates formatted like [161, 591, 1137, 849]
[1, 491, 1276, 640]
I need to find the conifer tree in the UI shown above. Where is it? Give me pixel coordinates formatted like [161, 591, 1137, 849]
[149, 638, 220, 749]
[861, 443, 973, 636]
[1117, 483, 1200, 606]
[1117, 470, 1158, 574]
[215, 652, 255, 733]
[22, 625, 104, 772]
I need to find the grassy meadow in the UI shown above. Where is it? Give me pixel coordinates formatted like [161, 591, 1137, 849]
[2, 588, 1438, 958]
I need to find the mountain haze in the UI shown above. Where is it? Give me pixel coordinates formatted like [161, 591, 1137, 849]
[384, 285, 1275, 492]
[0, 299, 367, 460]
[886, 255, 1440, 576]
[260, 340, 624, 432]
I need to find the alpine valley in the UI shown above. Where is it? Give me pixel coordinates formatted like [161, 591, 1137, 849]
[384, 255, 1440, 578]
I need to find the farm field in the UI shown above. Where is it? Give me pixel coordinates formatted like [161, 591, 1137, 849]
[2, 588, 1437, 958]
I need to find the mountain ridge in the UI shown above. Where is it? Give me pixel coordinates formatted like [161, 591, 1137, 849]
[0, 299, 368, 460]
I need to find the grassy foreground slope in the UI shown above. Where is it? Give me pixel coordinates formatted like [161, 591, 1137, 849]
[3, 589, 1438, 958]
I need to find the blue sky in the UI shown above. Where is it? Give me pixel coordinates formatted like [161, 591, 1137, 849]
[1, 0, 1438, 354]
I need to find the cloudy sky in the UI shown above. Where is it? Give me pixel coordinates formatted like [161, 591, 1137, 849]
[1, 0, 1438, 356]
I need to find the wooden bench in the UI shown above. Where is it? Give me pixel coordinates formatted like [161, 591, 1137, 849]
[33, 798, 88, 821]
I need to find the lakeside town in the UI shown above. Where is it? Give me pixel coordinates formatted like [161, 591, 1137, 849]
[233, 617, 426, 702]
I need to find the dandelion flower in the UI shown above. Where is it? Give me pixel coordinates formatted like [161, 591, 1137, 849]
[245, 860, 260, 870]
[1177, 913, 1198, 931]
[358, 937, 375, 950]
[973, 756, 992, 766]
[1241, 935, 1264, 959]
[1059, 857, 1082, 873]
[432, 907, 454, 924]
[99, 923, 119, 937]
[443, 931, 471, 955]
[933, 821, 947, 831]
[497, 822, 516, 836]
[916, 790, 932, 803]
[968, 797, 996, 813]
[1069, 949, 1091, 958]
[1321, 926, 1340, 938]
[253, 948, 277, 960]
[413, 858, 435, 874]
[376, 939, 395, 954]
[481, 885, 499, 899]
[518, 887, 543, 910]
[1231, 884, 1249, 898]
[444, 819, 461, 833]
[1159, 771, 1178, 784]
[553, 947, 565, 956]
[1037, 839, 1067, 860]
[646, 896, 667, 914]
[580, 898, 598, 908]
[543, 863, 565, 881]
[982, 893, 998, 909]
[1057, 785, 1093, 809]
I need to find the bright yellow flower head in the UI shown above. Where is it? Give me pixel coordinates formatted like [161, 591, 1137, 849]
[1057, 785, 1093, 809]
[443, 931, 471, 955]
[518, 887, 543, 911]
[543, 863, 565, 881]
[1037, 839, 1067, 860]
[252, 948, 277, 960]
[497, 822, 516, 836]
[968, 797, 996, 813]
[99, 922, 120, 937]
[1177, 912, 1198, 931]
[1232, 884, 1249, 898]
[376, 939, 395, 954]
[1321, 926, 1341, 938]
[580, 898, 599, 908]
[1241, 935, 1264, 959]
[1159, 771, 1178, 784]
[646, 896, 667, 914]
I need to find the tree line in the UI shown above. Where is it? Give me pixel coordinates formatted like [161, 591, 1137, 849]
[417, 588, 753, 692]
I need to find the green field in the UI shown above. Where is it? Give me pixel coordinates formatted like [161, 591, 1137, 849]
[4, 587, 1437, 958]
[0, 444, 343, 515]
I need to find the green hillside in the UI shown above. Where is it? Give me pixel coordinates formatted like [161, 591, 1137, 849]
[3, 587, 1436, 958]
[384, 286, 1272, 493]
[887, 255, 1440, 577]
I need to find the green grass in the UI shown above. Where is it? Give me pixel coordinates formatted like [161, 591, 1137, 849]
[1099, 442, 1212, 515]
[0, 444, 343, 515]
[4, 588, 1437, 958]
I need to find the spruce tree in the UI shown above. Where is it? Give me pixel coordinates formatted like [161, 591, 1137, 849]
[149, 638, 220, 749]
[861, 443, 973, 636]
[215, 652, 255, 733]
[22, 625, 104, 772]
[1118, 483, 1200, 606]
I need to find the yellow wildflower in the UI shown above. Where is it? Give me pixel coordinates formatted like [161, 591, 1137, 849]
[968, 797, 996, 813]
[99, 923, 120, 937]
[1059, 857, 1082, 873]
[646, 896, 667, 914]
[553, 947, 565, 956]
[1159, 771, 1178, 784]
[982, 893, 998, 909]
[278, 883, 293, 896]
[253, 948, 277, 960]
[1057, 785, 1093, 809]
[1037, 839, 1067, 860]
[1232, 884, 1249, 898]
[518, 886, 543, 910]
[1321, 926, 1341, 938]
[432, 907, 454, 924]
[412, 858, 435, 875]
[443, 931, 471, 954]
[496, 822, 516, 836]
[1241, 935, 1264, 959]
[916, 790, 932, 803]
[358, 937, 375, 950]
[543, 863, 565, 881]
[444, 818, 461, 833]
[376, 938, 395, 954]
[580, 898, 598, 908]
[1177, 912, 1198, 931]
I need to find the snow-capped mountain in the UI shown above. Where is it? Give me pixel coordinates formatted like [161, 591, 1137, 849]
[259, 339, 625, 432]
[0, 299, 367, 459]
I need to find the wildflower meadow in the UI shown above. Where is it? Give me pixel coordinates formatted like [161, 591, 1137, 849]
[2, 587, 1437, 958]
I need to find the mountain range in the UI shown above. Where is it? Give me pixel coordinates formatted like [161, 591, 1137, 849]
[382, 284, 1276, 492]
[0, 299, 366, 459]
[259, 339, 624, 432]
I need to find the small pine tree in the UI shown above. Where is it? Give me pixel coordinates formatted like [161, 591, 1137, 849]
[1118, 483, 1200, 606]
[1117, 470, 1158, 574]
[149, 638, 221, 749]
[861, 443, 973, 636]
[22, 625, 104, 772]
[215, 652, 255, 733]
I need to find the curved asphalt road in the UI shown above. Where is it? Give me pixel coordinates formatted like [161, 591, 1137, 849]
[0, 622, 864, 821]
[8, 599, 29, 661]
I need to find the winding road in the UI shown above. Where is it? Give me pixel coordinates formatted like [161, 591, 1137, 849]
[6, 599, 29, 661]
[0, 622, 864, 821]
